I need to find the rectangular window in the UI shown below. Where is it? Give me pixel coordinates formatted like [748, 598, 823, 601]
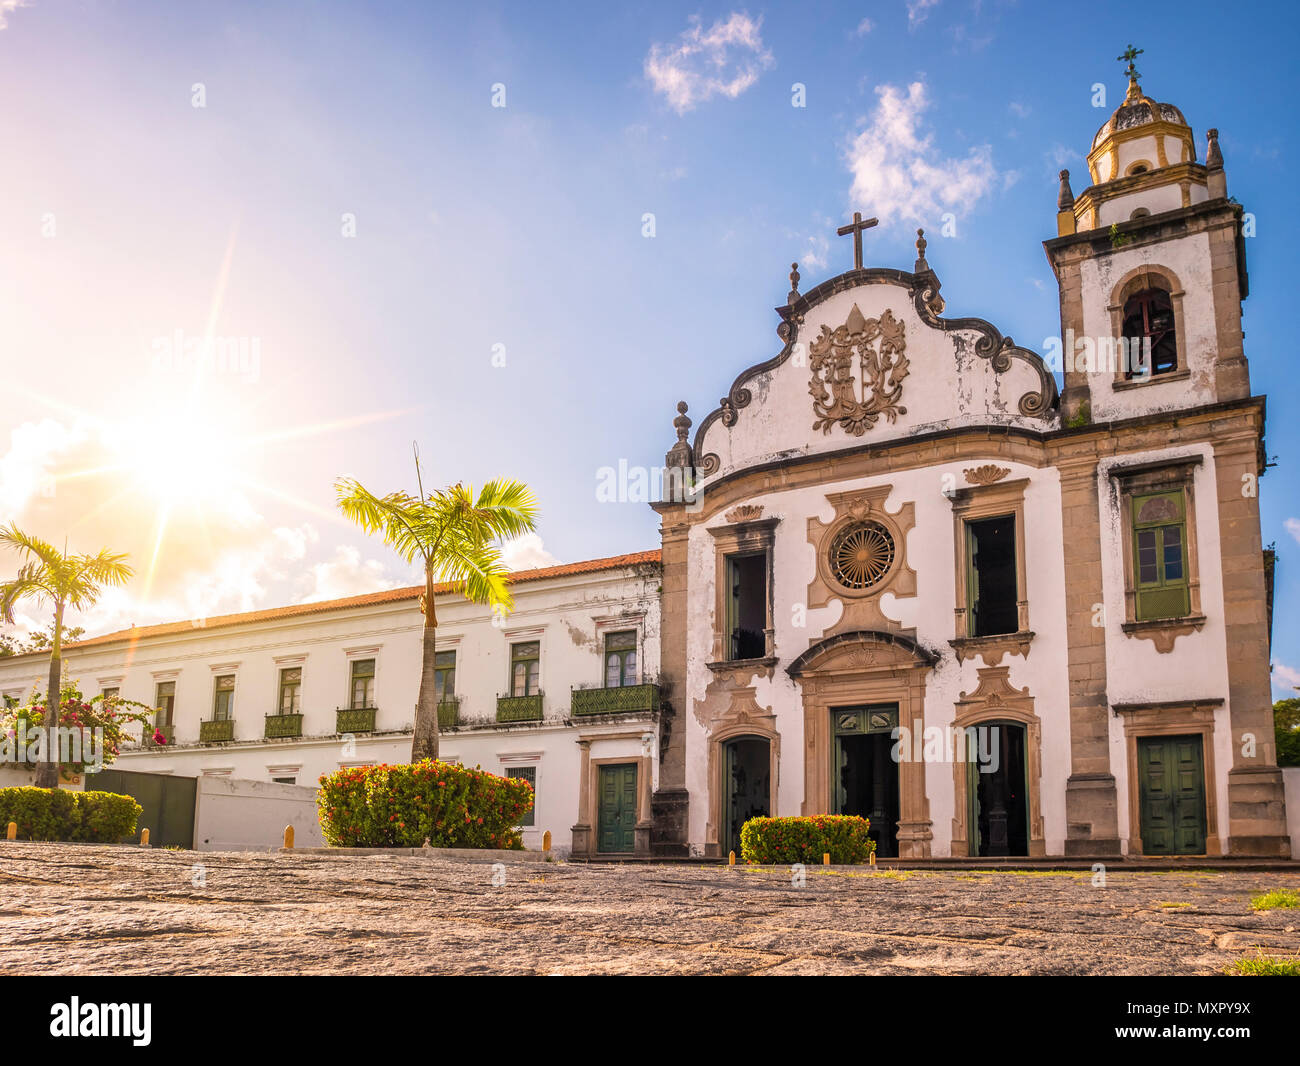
[510, 642, 540, 697]
[349, 658, 375, 709]
[101, 686, 119, 703]
[434, 650, 456, 702]
[604, 630, 638, 688]
[967, 515, 1019, 637]
[507, 767, 536, 827]
[271, 775, 297, 785]
[278, 668, 302, 714]
[155, 681, 176, 727]
[2, 692, 19, 709]
[1132, 491, 1190, 620]
[212, 675, 235, 721]
[726, 552, 767, 660]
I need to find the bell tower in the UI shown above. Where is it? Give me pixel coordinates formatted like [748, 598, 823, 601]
[1044, 48, 1251, 425]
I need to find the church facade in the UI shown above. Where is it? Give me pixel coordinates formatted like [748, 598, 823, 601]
[0, 70, 1290, 859]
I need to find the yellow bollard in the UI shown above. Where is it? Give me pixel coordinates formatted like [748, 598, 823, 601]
[542, 830, 552, 853]
[869, 850, 877, 867]
[728, 850, 736, 866]
[140, 828, 150, 847]
[823, 852, 830, 866]
[6, 821, 16, 840]
[283, 825, 294, 849]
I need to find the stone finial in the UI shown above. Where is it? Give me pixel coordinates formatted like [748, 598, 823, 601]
[1206, 128, 1227, 199]
[1057, 169, 1075, 210]
[1206, 128, 1223, 170]
[913, 229, 929, 273]
[665, 401, 693, 469]
[673, 400, 691, 442]
[787, 261, 800, 303]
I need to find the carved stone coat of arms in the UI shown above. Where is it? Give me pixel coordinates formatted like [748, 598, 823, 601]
[808, 303, 909, 436]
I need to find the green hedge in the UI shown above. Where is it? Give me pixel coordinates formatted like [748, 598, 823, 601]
[0, 788, 142, 843]
[740, 814, 876, 865]
[317, 759, 534, 849]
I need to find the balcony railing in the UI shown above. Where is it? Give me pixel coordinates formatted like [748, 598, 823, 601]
[571, 683, 661, 717]
[336, 706, 376, 734]
[143, 723, 174, 748]
[437, 697, 460, 730]
[199, 719, 235, 744]
[496, 693, 543, 723]
[265, 713, 304, 739]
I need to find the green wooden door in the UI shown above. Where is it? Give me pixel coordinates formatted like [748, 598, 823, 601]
[85, 768, 197, 848]
[597, 763, 638, 853]
[1137, 735, 1206, 855]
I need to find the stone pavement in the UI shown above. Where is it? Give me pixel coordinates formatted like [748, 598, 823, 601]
[0, 842, 1296, 975]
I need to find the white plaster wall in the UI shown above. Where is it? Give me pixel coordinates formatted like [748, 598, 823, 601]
[696, 283, 1055, 485]
[683, 460, 1072, 856]
[193, 776, 325, 851]
[1098, 182, 1202, 228]
[1284, 767, 1300, 858]
[1097, 444, 1232, 850]
[1078, 230, 1219, 421]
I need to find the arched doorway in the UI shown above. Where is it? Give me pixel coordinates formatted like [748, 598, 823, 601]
[722, 735, 770, 857]
[968, 721, 1029, 857]
[832, 704, 900, 857]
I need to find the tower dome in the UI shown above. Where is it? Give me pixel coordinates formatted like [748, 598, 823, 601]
[1087, 50, 1196, 185]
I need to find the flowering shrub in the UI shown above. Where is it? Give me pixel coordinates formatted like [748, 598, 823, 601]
[317, 759, 534, 849]
[0, 684, 153, 774]
[0, 787, 142, 842]
[739, 815, 876, 865]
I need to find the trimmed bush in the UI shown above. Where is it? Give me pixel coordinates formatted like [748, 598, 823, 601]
[71, 790, 144, 843]
[317, 759, 534, 850]
[740, 814, 876, 865]
[0, 787, 141, 843]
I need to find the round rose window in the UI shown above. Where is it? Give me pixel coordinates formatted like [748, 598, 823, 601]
[829, 521, 895, 590]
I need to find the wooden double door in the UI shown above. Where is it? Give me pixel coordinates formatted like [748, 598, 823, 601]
[597, 763, 638, 854]
[1137, 734, 1207, 855]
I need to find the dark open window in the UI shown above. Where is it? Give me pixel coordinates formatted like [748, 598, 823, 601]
[726, 552, 767, 660]
[967, 515, 1018, 637]
[1122, 287, 1177, 378]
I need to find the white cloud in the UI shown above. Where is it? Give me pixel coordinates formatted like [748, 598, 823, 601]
[0, 1, 28, 30]
[644, 12, 774, 115]
[1009, 101, 1031, 118]
[800, 233, 830, 271]
[855, 18, 875, 36]
[845, 80, 997, 227]
[501, 532, 559, 572]
[1284, 517, 1300, 546]
[297, 543, 403, 604]
[1273, 663, 1300, 698]
[907, 0, 940, 29]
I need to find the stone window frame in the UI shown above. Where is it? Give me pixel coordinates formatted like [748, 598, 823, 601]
[1108, 264, 1190, 390]
[948, 478, 1033, 664]
[592, 612, 647, 688]
[706, 516, 779, 668]
[503, 624, 546, 697]
[1109, 457, 1206, 653]
[1112, 698, 1222, 856]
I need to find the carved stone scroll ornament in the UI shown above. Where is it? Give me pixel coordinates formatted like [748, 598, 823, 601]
[963, 464, 1011, 486]
[808, 304, 909, 437]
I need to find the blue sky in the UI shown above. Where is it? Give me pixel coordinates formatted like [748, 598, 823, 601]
[0, 0, 1296, 693]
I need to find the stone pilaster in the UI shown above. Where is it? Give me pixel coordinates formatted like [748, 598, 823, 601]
[649, 506, 691, 855]
[1207, 208, 1251, 401]
[1057, 453, 1121, 855]
[1213, 431, 1290, 856]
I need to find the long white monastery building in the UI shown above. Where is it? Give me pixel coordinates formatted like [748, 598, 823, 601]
[0, 70, 1290, 859]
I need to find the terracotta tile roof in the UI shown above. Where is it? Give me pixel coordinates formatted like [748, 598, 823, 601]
[8, 549, 661, 659]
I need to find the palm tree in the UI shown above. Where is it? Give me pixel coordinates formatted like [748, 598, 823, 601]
[0, 526, 134, 789]
[335, 460, 538, 762]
